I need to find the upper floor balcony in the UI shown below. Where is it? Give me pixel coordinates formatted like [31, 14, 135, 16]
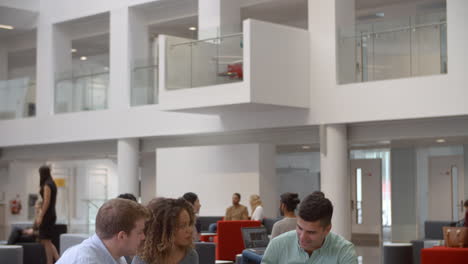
[157, 19, 310, 113]
[337, 8, 447, 84]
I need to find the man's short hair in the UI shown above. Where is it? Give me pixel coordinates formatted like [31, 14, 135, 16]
[234, 193, 241, 199]
[183, 192, 198, 205]
[117, 193, 138, 202]
[464, 200, 468, 207]
[298, 191, 333, 227]
[96, 198, 149, 240]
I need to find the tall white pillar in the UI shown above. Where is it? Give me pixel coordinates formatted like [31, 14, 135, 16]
[109, 8, 131, 109]
[198, 0, 241, 39]
[36, 14, 55, 117]
[320, 124, 351, 239]
[117, 138, 140, 197]
[258, 144, 278, 218]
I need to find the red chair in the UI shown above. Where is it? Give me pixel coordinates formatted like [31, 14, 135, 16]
[214, 220, 262, 261]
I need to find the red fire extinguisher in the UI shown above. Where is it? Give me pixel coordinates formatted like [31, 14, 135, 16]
[10, 194, 22, 215]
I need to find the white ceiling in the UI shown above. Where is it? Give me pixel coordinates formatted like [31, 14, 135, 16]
[148, 0, 308, 39]
[0, 5, 37, 39]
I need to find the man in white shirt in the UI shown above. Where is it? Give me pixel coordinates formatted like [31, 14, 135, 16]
[57, 198, 150, 264]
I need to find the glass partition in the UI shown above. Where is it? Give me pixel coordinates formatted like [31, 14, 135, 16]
[338, 12, 447, 84]
[166, 33, 243, 90]
[55, 68, 109, 113]
[0, 77, 35, 120]
[131, 58, 158, 106]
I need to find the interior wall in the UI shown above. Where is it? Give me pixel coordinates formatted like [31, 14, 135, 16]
[2, 161, 43, 239]
[276, 151, 321, 208]
[0, 158, 118, 235]
[156, 144, 265, 217]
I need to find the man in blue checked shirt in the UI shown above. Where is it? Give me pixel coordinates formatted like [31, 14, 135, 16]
[57, 198, 150, 264]
[261, 191, 357, 264]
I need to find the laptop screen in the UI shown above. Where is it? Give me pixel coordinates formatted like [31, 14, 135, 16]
[241, 227, 269, 248]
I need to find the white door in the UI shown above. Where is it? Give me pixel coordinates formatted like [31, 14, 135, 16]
[428, 155, 465, 221]
[350, 159, 382, 244]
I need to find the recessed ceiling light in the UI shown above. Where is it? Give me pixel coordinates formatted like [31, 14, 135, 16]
[80, 56, 87, 61]
[0, 24, 14, 30]
[436, 138, 446, 143]
[71, 49, 77, 53]
[375, 12, 385, 17]
[302, 145, 311, 150]
[189, 27, 197, 31]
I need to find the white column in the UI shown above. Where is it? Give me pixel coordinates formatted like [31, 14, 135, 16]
[258, 143, 278, 218]
[320, 124, 351, 239]
[36, 14, 55, 117]
[109, 7, 131, 109]
[117, 138, 140, 197]
[198, 0, 241, 39]
[0, 45, 8, 80]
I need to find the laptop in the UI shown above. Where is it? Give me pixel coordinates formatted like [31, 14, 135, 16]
[241, 226, 270, 255]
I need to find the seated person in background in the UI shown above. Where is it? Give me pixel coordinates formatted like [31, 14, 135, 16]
[456, 200, 468, 227]
[271, 192, 301, 238]
[225, 193, 249, 221]
[250, 194, 264, 221]
[118, 193, 138, 203]
[8, 200, 43, 245]
[132, 198, 199, 264]
[57, 198, 149, 264]
[183, 192, 202, 241]
[261, 191, 357, 264]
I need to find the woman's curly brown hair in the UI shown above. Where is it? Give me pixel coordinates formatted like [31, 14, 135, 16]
[138, 197, 195, 263]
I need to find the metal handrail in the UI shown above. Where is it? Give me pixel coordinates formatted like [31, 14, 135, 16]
[55, 71, 109, 83]
[344, 21, 446, 39]
[170, 32, 243, 48]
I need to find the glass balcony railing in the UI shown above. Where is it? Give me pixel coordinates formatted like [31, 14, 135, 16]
[131, 58, 158, 106]
[55, 68, 109, 113]
[166, 33, 243, 90]
[338, 12, 447, 84]
[0, 77, 35, 120]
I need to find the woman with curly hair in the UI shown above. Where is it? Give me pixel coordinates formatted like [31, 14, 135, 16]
[132, 198, 199, 264]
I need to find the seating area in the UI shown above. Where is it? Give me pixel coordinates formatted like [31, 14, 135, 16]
[410, 221, 457, 264]
[0, 217, 282, 264]
[1, 223, 68, 264]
